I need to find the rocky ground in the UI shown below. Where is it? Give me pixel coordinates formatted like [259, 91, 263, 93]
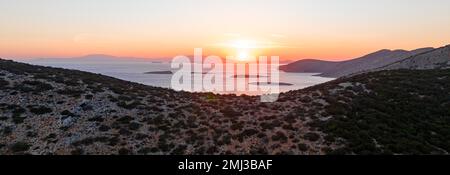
[1, 59, 449, 155]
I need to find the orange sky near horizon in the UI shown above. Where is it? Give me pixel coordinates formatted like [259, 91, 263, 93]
[1, 0, 450, 61]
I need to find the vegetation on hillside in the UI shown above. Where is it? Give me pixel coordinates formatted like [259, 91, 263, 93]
[310, 70, 450, 154]
[1, 59, 449, 155]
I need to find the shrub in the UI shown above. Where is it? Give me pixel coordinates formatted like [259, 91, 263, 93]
[128, 122, 142, 130]
[85, 94, 94, 100]
[23, 80, 53, 92]
[117, 101, 141, 109]
[304, 132, 320, 142]
[88, 116, 104, 122]
[118, 148, 130, 155]
[98, 125, 111, 132]
[220, 106, 241, 117]
[119, 128, 132, 135]
[300, 96, 312, 103]
[72, 137, 109, 146]
[11, 142, 30, 152]
[0, 78, 9, 87]
[60, 110, 75, 117]
[12, 116, 26, 124]
[2, 126, 13, 135]
[137, 147, 152, 154]
[171, 145, 187, 155]
[56, 89, 83, 98]
[240, 129, 258, 138]
[230, 122, 244, 130]
[17, 86, 33, 93]
[135, 133, 148, 140]
[108, 95, 118, 102]
[12, 106, 26, 116]
[116, 116, 133, 124]
[272, 131, 288, 143]
[158, 140, 171, 152]
[108, 137, 120, 146]
[221, 134, 232, 145]
[298, 143, 309, 151]
[0, 116, 7, 121]
[71, 148, 84, 155]
[80, 103, 93, 111]
[325, 102, 348, 115]
[29, 106, 52, 115]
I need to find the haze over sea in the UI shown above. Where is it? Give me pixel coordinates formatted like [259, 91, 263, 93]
[21, 58, 334, 95]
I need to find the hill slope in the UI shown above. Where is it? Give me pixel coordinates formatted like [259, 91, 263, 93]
[377, 45, 450, 71]
[320, 47, 434, 77]
[0, 59, 449, 155]
[278, 59, 339, 73]
[280, 47, 434, 77]
[0, 59, 337, 155]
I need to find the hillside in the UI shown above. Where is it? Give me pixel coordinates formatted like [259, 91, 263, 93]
[1, 59, 449, 155]
[280, 47, 434, 77]
[377, 45, 450, 71]
[278, 59, 339, 73]
[320, 47, 434, 77]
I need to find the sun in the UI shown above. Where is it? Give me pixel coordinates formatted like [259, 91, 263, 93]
[237, 50, 250, 61]
[229, 39, 257, 62]
[217, 39, 263, 62]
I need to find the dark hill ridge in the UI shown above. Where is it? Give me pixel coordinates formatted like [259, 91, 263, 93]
[0, 59, 449, 155]
[278, 59, 340, 73]
[280, 47, 435, 77]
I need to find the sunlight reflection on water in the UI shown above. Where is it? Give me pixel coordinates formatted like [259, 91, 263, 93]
[23, 60, 335, 95]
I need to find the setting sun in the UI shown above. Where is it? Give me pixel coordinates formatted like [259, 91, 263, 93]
[221, 39, 260, 62]
[236, 50, 250, 61]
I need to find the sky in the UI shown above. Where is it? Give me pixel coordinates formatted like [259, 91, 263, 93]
[1, 0, 450, 61]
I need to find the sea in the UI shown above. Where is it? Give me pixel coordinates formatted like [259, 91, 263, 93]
[21, 60, 335, 96]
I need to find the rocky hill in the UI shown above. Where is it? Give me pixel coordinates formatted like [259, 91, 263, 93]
[280, 47, 434, 77]
[377, 45, 450, 71]
[278, 59, 340, 73]
[1, 59, 449, 155]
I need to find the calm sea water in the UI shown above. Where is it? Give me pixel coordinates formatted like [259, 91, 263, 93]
[23, 60, 334, 95]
